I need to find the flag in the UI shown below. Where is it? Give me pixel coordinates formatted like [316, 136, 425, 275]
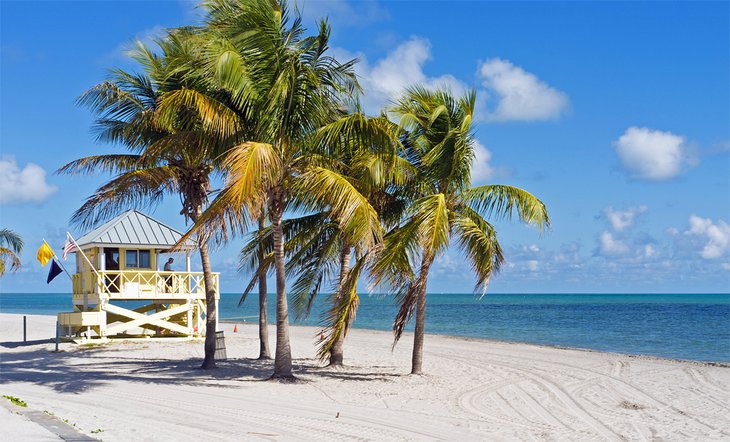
[62, 237, 76, 261]
[36, 241, 55, 266]
[47, 259, 63, 284]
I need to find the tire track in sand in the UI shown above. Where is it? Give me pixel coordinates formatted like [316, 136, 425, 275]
[479, 349, 726, 436]
[440, 352, 622, 441]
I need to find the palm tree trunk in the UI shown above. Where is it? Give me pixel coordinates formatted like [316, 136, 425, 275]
[270, 192, 294, 379]
[328, 243, 351, 367]
[199, 238, 217, 369]
[411, 252, 434, 375]
[257, 214, 271, 360]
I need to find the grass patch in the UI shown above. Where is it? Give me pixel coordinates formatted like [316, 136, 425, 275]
[3, 395, 28, 407]
[91, 428, 104, 434]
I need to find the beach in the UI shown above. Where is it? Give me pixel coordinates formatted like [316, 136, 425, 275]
[1, 313, 729, 441]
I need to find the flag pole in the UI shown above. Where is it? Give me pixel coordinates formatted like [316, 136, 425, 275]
[53, 256, 72, 279]
[66, 233, 101, 279]
[41, 238, 72, 279]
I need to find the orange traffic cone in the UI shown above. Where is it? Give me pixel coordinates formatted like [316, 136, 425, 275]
[233, 324, 238, 333]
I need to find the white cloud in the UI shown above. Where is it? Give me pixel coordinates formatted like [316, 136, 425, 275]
[603, 205, 647, 231]
[335, 38, 467, 114]
[613, 127, 692, 180]
[335, 40, 571, 127]
[642, 244, 657, 259]
[470, 140, 497, 184]
[598, 231, 629, 256]
[0, 158, 57, 204]
[684, 215, 730, 259]
[477, 58, 570, 122]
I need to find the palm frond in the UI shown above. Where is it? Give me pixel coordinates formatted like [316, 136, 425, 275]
[222, 140, 282, 213]
[413, 193, 450, 257]
[316, 255, 365, 360]
[56, 154, 145, 176]
[0, 229, 24, 254]
[0, 248, 22, 276]
[291, 166, 381, 249]
[461, 185, 550, 231]
[71, 166, 178, 230]
[157, 88, 242, 140]
[453, 206, 504, 296]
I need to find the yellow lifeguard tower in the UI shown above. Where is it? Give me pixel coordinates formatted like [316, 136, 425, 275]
[57, 210, 219, 342]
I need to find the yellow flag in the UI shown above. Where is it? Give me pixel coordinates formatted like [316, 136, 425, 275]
[36, 241, 55, 266]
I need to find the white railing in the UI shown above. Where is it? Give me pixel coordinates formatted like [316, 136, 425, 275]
[72, 270, 219, 299]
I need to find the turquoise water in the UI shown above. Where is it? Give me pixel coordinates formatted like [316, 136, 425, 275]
[1, 292, 729, 362]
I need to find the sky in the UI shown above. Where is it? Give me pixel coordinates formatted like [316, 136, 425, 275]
[1, 0, 728, 294]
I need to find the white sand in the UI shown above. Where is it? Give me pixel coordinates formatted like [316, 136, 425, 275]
[1, 313, 728, 441]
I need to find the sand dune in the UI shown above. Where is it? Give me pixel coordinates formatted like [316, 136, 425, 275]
[1, 313, 728, 441]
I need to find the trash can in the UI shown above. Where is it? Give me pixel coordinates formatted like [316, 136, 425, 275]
[214, 330, 227, 361]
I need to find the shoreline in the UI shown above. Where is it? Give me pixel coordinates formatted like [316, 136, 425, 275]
[225, 320, 730, 368]
[5, 310, 728, 366]
[2, 313, 729, 440]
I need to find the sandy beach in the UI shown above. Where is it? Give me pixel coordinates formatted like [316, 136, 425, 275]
[1, 313, 728, 441]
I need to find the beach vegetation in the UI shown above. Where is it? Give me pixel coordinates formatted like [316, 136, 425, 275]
[238, 118, 405, 366]
[175, 0, 383, 378]
[3, 395, 28, 407]
[58, 30, 226, 369]
[370, 87, 550, 374]
[0, 229, 23, 277]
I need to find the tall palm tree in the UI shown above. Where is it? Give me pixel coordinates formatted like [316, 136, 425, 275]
[58, 31, 229, 369]
[0, 229, 23, 276]
[371, 86, 550, 375]
[237, 112, 408, 367]
[175, 0, 382, 379]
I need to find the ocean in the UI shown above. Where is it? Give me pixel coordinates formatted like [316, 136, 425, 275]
[1, 292, 728, 363]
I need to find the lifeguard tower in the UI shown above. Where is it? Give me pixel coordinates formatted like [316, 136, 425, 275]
[57, 210, 219, 342]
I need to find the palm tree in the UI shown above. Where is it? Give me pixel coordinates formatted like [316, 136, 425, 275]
[237, 112, 408, 367]
[0, 229, 23, 276]
[58, 31, 229, 369]
[371, 86, 550, 375]
[255, 212, 272, 359]
[175, 0, 382, 379]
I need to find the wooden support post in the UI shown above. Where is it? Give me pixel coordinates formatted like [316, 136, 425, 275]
[55, 321, 59, 352]
[23, 315, 26, 342]
[187, 300, 193, 335]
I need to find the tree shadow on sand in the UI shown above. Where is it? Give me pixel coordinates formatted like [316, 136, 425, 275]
[0, 341, 404, 394]
[0, 343, 274, 393]
[1, 339, 55, 348]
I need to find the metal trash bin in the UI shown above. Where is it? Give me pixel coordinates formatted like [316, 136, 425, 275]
[214, 330, 227, 361]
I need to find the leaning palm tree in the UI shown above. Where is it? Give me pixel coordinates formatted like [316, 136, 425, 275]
[174, 0, 382, 379]
[58, 31, 229, 369]
[371, 86, 550, 375]
[0, 229, 23, 277]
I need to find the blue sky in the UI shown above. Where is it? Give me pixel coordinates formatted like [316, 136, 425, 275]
[1, 0, 728, 294]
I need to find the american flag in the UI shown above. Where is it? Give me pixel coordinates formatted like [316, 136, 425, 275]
[62, 237, 76, 260]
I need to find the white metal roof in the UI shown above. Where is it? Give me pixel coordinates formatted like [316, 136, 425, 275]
[74, 210, 197, 251]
